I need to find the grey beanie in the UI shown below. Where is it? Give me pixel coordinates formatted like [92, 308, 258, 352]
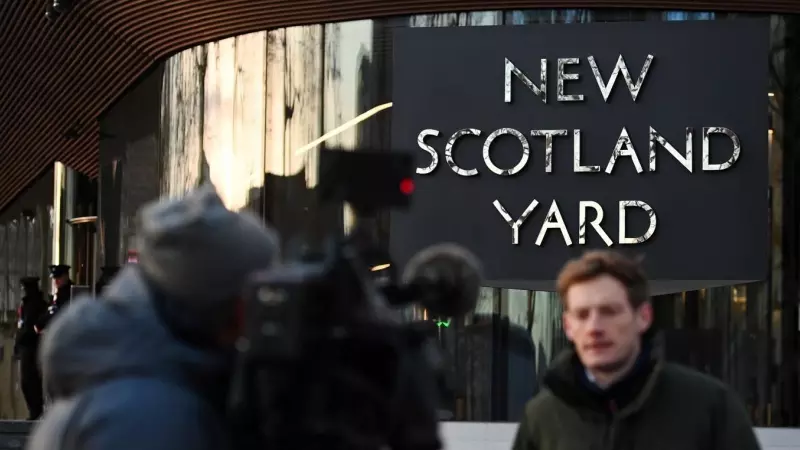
[135, 184, 280, 332]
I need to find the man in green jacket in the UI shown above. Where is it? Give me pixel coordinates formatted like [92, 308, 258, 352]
[512, 250, 761, 450]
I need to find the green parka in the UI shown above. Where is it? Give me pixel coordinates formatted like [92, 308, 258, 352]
[512, 339, 761, 450]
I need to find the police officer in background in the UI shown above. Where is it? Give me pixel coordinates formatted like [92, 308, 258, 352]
[36, 265, 73, 333]
[49, 264, 73, 312]
[15, 277, 48, 420]
[27, 185, 280, 450]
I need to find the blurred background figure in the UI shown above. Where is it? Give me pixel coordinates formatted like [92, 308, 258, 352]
[26, 185, 280, 450]
[94, 266, 121, 297]
[49, 264, 73, 311]
[49, 264, 72, 319]
[15, 277, 48, 420]
[35, 265, 73, 334]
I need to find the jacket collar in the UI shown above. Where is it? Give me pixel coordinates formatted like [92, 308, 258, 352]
[543, 331, 664, 417]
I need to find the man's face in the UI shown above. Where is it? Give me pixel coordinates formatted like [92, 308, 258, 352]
[563, 274, 652, 374]
[54, 275, 67, 288]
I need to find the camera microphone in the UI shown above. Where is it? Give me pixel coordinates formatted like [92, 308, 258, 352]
[400, 243, 483, 318]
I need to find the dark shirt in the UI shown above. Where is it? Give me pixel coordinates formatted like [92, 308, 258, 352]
[37, 281, 74, 332]
[54, 281, 73, 309]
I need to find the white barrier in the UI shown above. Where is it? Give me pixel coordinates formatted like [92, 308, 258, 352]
[439, 422, 800, 450]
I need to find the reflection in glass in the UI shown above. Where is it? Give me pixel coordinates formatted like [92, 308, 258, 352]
[160, 47, 205, 198]
[0, 225, 5, 311]
[161, 34, 268, 212]
[204, 33, 267, 212]
[324, 20, 374, 151]
[324, 21, 374, 232]
[8, 220, 18, 312]
[285, 25, 323, 188]
[265, 29, 288, 178]
[263, 27, 329, 250]
[0, 210, 51, 314]
[204, 37, 238, 208]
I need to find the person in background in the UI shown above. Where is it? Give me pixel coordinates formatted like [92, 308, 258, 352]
[15, 276, 48, 420]
[35, 264, 73, 334]
[26, 184, 280, 450]
[49, 264, 73, 311]
[511, 250, 761, 450]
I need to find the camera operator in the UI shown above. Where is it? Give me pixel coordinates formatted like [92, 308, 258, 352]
[27, 185, 280, 450]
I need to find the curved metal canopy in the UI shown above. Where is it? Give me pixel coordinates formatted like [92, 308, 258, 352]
[0, 0, 795, 211]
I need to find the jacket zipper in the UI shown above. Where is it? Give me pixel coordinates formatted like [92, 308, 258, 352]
[606, 400, 619, 450]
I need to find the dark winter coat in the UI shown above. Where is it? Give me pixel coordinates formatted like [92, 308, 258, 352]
[26, 267, 233, 450]
[15, 289, 48, 351]
[511, 338, 761, 450]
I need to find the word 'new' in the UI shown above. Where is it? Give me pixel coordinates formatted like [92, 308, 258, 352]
[505, 54, 654, 103]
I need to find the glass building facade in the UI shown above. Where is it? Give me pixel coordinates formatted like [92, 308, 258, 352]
[122, 8, 798, 427]
[0, 208, 51, 318]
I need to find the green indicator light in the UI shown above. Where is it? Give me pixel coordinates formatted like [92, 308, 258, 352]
[435, 319, 451, 328]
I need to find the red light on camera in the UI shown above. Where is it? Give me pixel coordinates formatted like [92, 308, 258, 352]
[399, 178, 415, 195]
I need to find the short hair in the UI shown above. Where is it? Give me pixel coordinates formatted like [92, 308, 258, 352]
[556, 250, 649, 309]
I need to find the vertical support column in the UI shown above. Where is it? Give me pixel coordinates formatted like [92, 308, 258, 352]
[51, 162, 76, 281]
[97, 134, 125, 269]
[36, 205, 50, 289]
[779, 15, 800, 427]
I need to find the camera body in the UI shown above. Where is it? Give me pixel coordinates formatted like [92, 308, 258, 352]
[234, 239, 443, 450]
[228, 148, 456, 450]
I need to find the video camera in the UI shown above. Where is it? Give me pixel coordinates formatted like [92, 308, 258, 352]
[227, 147, 483, 450]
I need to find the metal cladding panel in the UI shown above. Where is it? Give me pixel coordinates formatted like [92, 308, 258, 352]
[0, 0, 795, 211]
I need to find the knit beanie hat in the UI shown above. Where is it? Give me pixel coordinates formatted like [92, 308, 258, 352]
[135, 184, 280, 335]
